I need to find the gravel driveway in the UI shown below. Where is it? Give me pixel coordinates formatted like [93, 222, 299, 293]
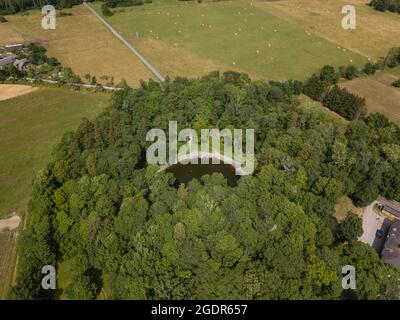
[359, 202, 390, 253]
[359, 202, 384, 244]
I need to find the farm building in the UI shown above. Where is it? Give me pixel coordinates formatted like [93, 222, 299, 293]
[381, 220, 400, 269]
[13, 58, 28, 71]
[0, 56, 16, 69]
[5, 44, 24, 52]
[378, 196, 400, 221]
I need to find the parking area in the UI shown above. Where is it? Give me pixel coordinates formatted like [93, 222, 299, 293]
[359, 202, 390, 253]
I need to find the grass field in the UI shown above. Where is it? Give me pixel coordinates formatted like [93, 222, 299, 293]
[388, 66, 400, 78]
[340, 74, 400, 124]
[0, 87, 109, 219]
[92, 0, 367, 80]
[0, 5, 154, 86]
[257, 0, 400, 60]
[0, 86, 109, 299]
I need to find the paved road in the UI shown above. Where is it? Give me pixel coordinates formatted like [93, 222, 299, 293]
[84, 2, 165, 82]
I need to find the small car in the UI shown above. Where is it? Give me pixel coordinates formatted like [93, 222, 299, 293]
[376, 230, 383, 239]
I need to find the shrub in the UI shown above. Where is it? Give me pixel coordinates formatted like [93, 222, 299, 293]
[0, 15, 7, 23]
[106, 0, 144, 6]
[393, 79, 400, 87]
[341, 65, 359, 80]
[320, 65, 339, 85]
[47, 57, 60, 67]
[57, 12, 73, 18]
[101, 3, 114, 16]
[286, 79, 303, 95]
[303, 74, 329, 101]
[384, 48, 400, 68]
[363, 62, 377, 75]
[27, 43, 48, 65]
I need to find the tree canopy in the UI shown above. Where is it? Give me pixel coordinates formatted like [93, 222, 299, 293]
[12, 71, 400, 300]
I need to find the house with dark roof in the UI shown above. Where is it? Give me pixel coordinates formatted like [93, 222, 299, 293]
[381, 220, 400, 269]
[0, 56, 16, 69]
[13, 58, 28, 71]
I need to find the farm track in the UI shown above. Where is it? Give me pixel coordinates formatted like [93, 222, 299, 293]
[84, 2, 165, 82]
[0, 231, 16, 299]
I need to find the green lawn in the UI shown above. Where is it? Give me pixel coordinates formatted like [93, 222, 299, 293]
[93, 0, 367, 80]
[0, 87, 109, 219]
[388, 65, 400, 78]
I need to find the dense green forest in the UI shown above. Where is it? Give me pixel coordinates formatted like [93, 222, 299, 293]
[0, 0, 85, 14]
[0, 0, 146, 14]
[370, 0, 400, 13]
[11, 72, 400, 299]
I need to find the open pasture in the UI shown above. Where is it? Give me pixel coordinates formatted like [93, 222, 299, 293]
[257, 0, 400, 61]
[93, 0, 367, 80]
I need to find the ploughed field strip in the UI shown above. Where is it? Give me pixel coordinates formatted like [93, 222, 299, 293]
[340, 75, 400, 124]
[93, 0, 367, 80]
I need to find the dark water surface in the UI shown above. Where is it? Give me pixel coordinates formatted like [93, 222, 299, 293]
[165, 159, 239, 187]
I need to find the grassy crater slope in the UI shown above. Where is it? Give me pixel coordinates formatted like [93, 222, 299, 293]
[93, 0, 367, 80]
[0, 87, 109, 219]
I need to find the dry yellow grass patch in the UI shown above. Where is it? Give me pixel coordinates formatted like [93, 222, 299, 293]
[0, 5, 154, 87]
[124, 35, 263, 80]
[0, 24, 24, 44]
[340, 75, 400, 124]
[0, 85, 39, 102]
[255, 0, 400, 60]
[334, 196, 363, 222]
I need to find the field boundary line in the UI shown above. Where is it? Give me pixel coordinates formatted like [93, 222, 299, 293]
[83, 2, 165, 82]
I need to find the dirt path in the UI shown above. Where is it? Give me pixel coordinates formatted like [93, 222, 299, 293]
[0, 214, 21, 232]
[0, 84, 39, 102]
